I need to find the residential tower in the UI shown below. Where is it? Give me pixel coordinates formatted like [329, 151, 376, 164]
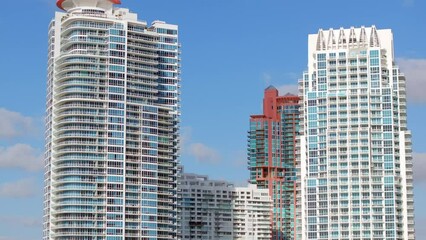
[44, 0, 180, 239]
[297, 26, 414, 240]
[248, 86, 300, 239]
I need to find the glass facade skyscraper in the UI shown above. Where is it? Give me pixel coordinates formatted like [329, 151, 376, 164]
[297, 26, 414, 240]
[43, 0, 180, 239]
[248, 86, 300, 239]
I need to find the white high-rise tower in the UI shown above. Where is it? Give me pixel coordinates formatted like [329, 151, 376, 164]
[297, 26, 415, 240]
[44, 0, 180, 239]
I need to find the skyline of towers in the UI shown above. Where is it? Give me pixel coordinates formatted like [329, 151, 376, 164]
[298, 26, 415, 239]
[248, 87, 300, 239]
[44, 0, 180, 239]
[41, 2, 416, 239]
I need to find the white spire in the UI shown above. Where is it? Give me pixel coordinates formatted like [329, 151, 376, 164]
[348, 27, 357, 47]
[359, 26, 368, 48]
[327, 28, 336, 50]
[316, 29, 326, 51]
[370, 25, 381, 47]
[313, 26, 383, 51]
[338, 28, 347, 49]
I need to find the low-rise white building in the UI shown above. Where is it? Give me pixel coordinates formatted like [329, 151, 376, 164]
[177, 169, 272, 240]
[233, 184, 272, 240]
[177, 171, 234, 239]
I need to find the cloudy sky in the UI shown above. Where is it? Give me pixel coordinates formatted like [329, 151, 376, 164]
[0, 0, 425, 239]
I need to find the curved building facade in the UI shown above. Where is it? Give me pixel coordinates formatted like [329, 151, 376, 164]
[44, 1, 180, 239]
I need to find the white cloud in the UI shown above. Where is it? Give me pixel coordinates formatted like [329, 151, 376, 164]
[277, 84, 299, 95]
[0, 237, 17, 240]
[233, 179, 249, 187]
[0, 108, 37, 139]
[261, 72, 300, 92]
[232, 151, 248, 168]
[188, 143, 221, 164]
[0, 216, 41, 240]
[0, 144, 43, 172]
[39, 0, 57, 9]
[179, 126, 192, 152]
[0, 179, 37, 198]
[0, 216, 42, 228]
[416, 216, 426, 239]
[413, 152, 426, 182]
[397, 58, 426, 104]
[262, 73, 272, 85]
[402, 0, 414, 6]
[179, 126, 221, 165]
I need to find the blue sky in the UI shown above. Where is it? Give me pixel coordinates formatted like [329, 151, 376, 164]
[0, 0, 425, 239]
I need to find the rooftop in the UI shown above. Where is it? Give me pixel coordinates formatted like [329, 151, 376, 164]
[57, 0, 121, 11]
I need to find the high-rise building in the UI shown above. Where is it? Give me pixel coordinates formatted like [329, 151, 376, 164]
[44, 0, 180, 239]
[177, 169, 272, 240]
[177, 170, 234, 239]
[248, 86, 300, 239]
[297, 26, 414, 240]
